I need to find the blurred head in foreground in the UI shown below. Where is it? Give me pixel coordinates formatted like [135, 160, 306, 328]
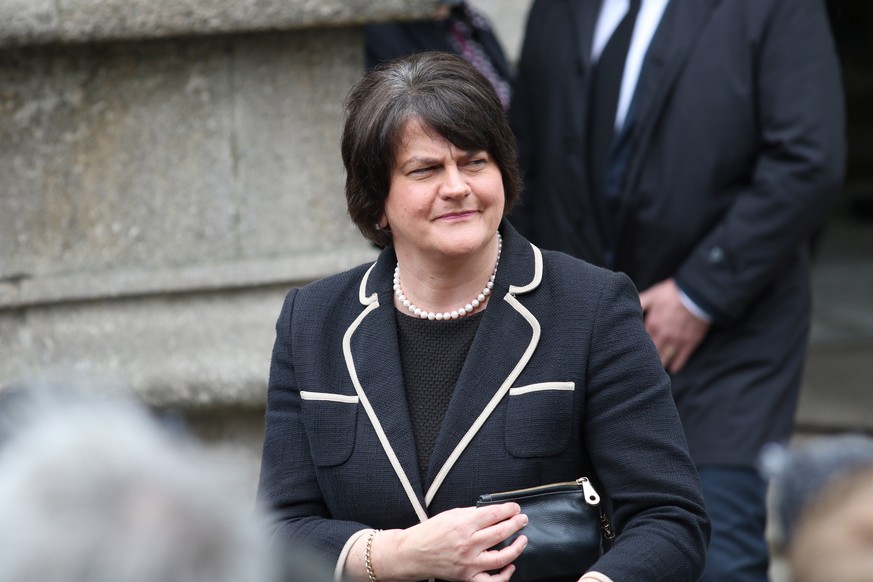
[0, 386, 326, 582]
[762, 435, 873, 582]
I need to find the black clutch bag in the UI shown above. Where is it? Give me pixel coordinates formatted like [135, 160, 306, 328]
[476, 477, 614, 582]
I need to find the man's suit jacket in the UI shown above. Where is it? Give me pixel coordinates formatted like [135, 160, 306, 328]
[510, 0, 846, 466]
[257, 222, 709, 581]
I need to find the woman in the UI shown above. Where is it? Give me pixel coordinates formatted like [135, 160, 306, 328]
[257, 52, 709, 582]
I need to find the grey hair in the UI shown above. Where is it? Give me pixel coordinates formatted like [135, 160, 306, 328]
[761, 434, 873, 546]
[0, 390, 276, 582]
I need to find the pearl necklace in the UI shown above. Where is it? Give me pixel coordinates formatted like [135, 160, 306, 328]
[394, 232, 502, 321]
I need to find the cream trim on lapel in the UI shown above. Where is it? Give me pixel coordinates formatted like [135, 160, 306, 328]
[344, 262, 429, 523]
[423, 243, 545, 507]
[358, 262, 378, 305]
[509, 243, 543, 294]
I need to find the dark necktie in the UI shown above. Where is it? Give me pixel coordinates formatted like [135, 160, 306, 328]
[588, 0, 642, 200]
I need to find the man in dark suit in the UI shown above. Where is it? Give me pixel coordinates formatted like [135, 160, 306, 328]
[510, 0, 845, 579]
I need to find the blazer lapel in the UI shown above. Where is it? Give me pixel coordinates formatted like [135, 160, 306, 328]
[617, 0, 721, 209]
[346, 225, 545, 514]
[424, 224, 544, 506]
[344, 253, 429, 522]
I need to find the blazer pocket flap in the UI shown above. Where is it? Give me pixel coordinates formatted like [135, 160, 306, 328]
[509, 382, 575, 396]
[300, 391, 359, 467]
[301, 391, 360, 404]
[505, 381, 575, 458]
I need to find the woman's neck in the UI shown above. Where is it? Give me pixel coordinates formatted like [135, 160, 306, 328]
[393, 233, 501, 317]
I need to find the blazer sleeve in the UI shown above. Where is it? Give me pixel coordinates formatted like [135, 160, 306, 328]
[582, 271, 710, 581]
[256, 289, 369, 566]
[674, 0, 845, 324]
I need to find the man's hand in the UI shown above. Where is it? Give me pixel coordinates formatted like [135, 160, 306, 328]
[639, 279, 710, 374]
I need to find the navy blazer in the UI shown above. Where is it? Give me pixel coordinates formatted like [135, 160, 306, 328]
[257, 222, 709, 581]
[510, 0, 846, 466]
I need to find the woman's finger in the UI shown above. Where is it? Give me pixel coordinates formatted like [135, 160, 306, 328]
[471, 502, 522, 528]
[471, 511, 528, 548]
[472, 563, 516, 582]
[475, 532, 528, 576]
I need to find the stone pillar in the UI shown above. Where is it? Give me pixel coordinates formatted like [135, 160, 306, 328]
[0, 0, 439, 490]
[469, 0, 534, 65]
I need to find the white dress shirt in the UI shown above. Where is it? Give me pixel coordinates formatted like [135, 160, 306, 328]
[591, 0, 671, 132]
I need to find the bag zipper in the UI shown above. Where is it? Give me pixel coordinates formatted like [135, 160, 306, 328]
[481, 476, 601, 506]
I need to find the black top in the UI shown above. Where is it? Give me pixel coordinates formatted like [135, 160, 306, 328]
[396, 309, 483, 484]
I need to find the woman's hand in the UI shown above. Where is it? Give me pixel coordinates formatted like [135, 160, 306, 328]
[351, 502, 529, 582]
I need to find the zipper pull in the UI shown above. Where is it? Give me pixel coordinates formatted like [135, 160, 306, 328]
[577, 477, 600, 506]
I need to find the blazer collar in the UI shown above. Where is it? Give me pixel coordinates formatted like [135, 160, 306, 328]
[358, 220, 543, 300]
[348, 221, 544, 518]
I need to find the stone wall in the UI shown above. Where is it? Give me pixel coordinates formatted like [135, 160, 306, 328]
[0, 25, 398, 406]
[0, 0, 436, 47]
[0, 0, 441, 491]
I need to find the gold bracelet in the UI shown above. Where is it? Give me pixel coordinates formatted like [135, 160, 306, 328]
[365, 529, 380, 582]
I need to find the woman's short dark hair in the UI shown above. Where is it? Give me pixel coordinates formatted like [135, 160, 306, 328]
[342, 51, 522, 247]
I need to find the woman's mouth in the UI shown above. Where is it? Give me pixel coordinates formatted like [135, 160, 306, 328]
[437, 210, 477, 221]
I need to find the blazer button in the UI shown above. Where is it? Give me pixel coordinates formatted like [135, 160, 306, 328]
[708, 246, 725, 264]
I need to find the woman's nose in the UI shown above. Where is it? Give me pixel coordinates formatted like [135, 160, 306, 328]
[440, 165, 470, 199]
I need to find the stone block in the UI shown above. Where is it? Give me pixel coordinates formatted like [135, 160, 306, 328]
[0, 28, 369, 286]
[0, 0, 440, 48]
[1, 287, 284, 409]
[0, 39, 238, 279]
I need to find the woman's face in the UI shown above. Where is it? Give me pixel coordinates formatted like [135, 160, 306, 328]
[382, 120, 504, 265]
